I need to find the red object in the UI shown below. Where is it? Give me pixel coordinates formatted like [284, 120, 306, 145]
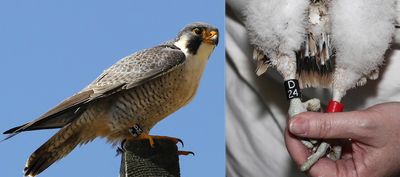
[326, 100, 344, 113]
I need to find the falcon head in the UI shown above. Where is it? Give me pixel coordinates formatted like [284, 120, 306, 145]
[174, 22, 219, 56]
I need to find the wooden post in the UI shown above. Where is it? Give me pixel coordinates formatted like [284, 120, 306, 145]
[119, 139, 180, 177]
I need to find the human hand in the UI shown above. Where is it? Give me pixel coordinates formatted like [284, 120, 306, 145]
[285, 102, 400, 177]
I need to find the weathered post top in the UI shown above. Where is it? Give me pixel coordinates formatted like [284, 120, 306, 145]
[119, 139, 180, 177]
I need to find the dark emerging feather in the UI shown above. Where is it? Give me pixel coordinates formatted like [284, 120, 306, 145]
[295, 32, 335, 88]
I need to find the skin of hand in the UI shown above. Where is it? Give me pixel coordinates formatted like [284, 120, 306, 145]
[285, 102, 400, 177]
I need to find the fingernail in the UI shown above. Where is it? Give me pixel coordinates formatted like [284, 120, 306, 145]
[289, 118, 308, 135]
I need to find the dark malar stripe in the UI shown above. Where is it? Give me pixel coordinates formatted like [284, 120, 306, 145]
[186, 36, 202, 55]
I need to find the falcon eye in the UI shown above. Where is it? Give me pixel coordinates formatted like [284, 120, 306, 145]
[192, 28, 202, 35]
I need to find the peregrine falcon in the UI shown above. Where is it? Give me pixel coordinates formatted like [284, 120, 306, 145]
[3, 22, 219, 177]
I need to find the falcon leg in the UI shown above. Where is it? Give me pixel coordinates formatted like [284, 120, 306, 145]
[128, 124, 184, 148]
[277, 55, 330, 171]
[289, 97, 336, 171]
[300, 100, 344, 171]
[301, 99, 321, 149]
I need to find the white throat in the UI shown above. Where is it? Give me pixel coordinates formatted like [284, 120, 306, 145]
[174, 34, 216, 92]
[173, 35, 216, 59]
[174, 35, 216, 79]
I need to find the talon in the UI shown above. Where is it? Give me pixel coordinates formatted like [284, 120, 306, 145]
[178, 150, 195, 156]
[116, 139, 127, 156]
[121, 139, 127, 149]
[176, 138, 184, 147]
[116, 147, 124, 156]
[327, 145, 342, 161]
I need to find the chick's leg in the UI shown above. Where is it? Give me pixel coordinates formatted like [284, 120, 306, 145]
[276, 54, 331, 171]
[289, 98, 321, 150]
[300, 100, 344, 171]
[289, 97, 331, 172]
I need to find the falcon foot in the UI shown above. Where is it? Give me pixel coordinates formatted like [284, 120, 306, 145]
[178, 150, 195, 156]
[300, 142, 342, 172]
[297, 99, 343, 171]
[288, 98, 342, 171]
[128, 124, 184, 147]
[292, 98, 322, 156]
[150, 135, 184, 147]
[135, 134, 184, 148]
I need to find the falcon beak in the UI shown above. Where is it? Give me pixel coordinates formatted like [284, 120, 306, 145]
[203, 30, 219, 45]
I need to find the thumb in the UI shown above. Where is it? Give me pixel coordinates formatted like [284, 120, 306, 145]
[288, 111, 376, 140]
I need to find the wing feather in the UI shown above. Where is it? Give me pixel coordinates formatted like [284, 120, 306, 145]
[88, 44, 186, 92]
[3, 44, 186, 138]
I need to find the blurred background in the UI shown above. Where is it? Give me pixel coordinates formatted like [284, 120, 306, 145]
[0, 0, 224, 176]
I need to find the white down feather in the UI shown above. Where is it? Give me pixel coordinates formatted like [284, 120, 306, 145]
[244, 0, 309, 60]
[330, 0, 396, 94]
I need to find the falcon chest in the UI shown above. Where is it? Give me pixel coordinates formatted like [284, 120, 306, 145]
[110, 44, 213, 132]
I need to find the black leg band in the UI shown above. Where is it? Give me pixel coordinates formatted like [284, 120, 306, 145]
[129, 124, 143, 137]
[284, 79, 302, 100]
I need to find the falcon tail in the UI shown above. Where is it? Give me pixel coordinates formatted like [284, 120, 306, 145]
[3, 90, 93, 141]
[2, 111, 82, 142]
[24, 118, 95, 177]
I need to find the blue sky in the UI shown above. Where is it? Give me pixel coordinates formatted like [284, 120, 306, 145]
[0, 1, 224, 176]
